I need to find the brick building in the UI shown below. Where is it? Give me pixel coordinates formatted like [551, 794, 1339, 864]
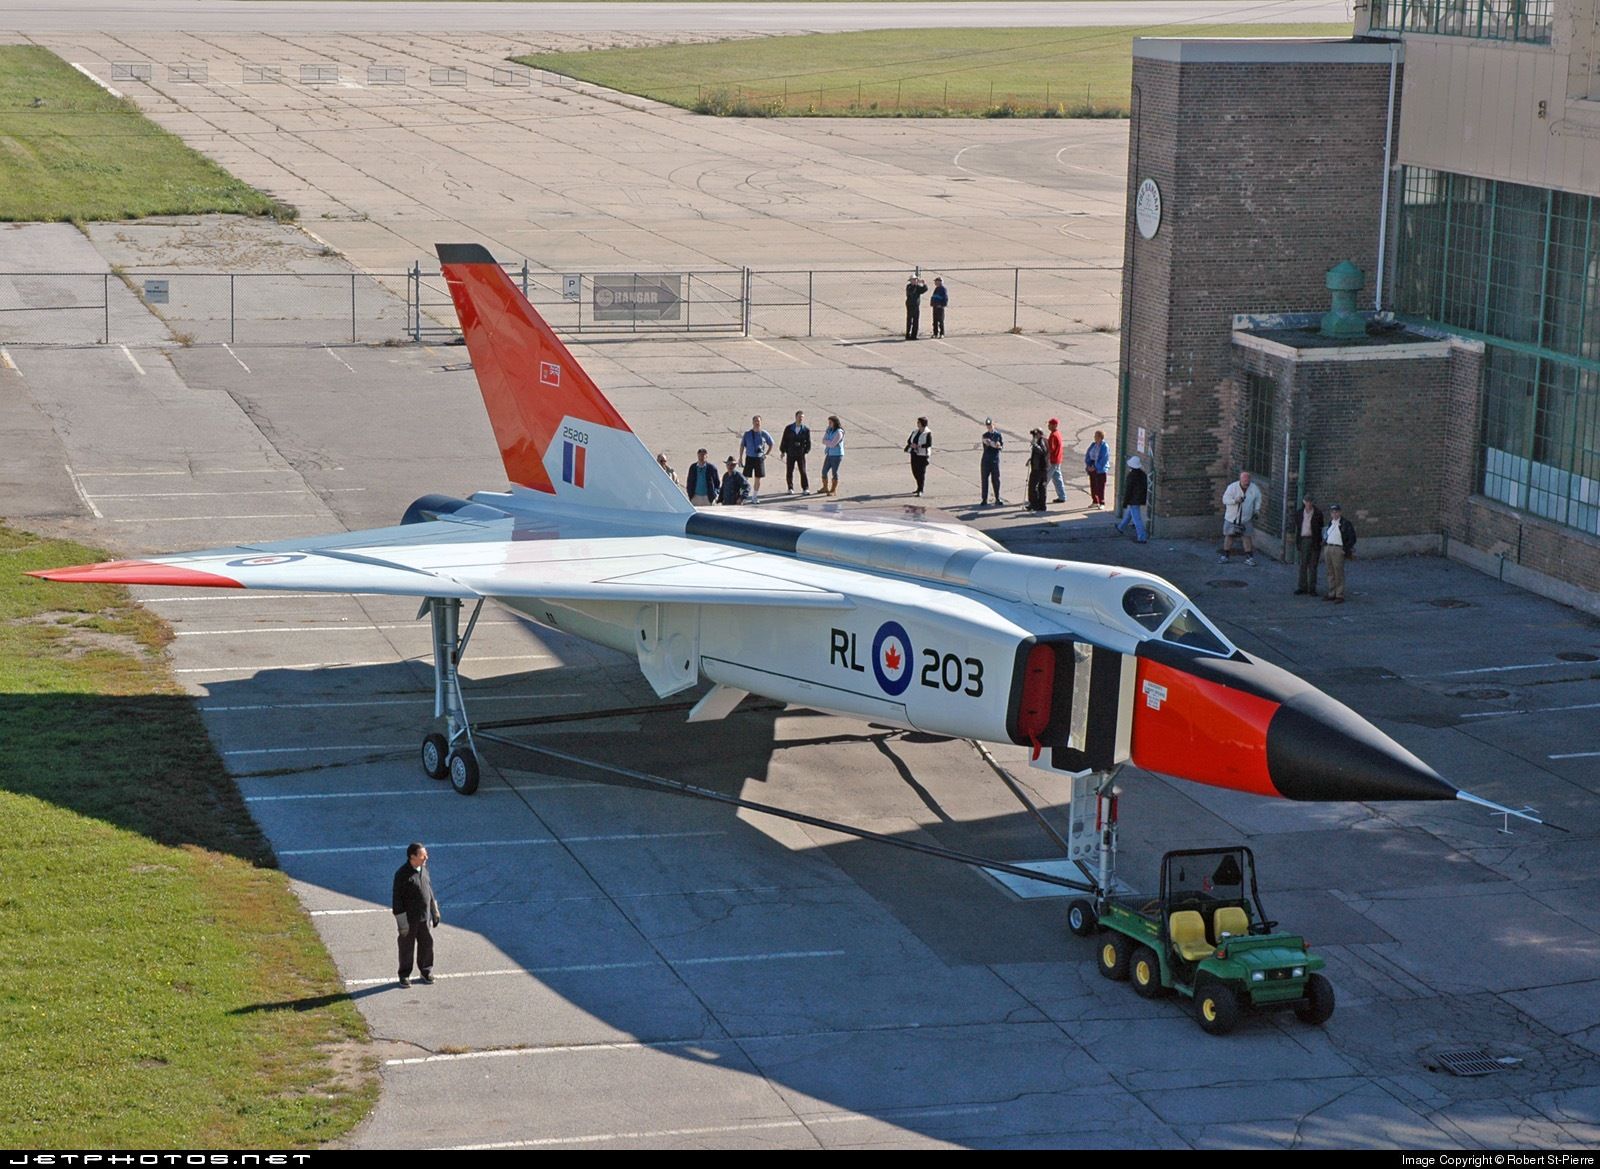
[1118, 17, 1600, 613]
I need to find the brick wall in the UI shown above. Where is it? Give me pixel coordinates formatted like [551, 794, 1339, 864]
[1121, 50, 1399, 521]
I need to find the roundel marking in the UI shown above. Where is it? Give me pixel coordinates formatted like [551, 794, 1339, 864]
[225, 554, 307, 567]
[871, 620, 914, 697]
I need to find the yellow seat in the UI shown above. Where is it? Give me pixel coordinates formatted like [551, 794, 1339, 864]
[1213, 906, 1250, 941]
[1168, 910, 1214, 962]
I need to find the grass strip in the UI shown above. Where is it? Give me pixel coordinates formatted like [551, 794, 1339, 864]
[519, 24, 1353, 117]
[0, 524, 373, 1147]
[0, 46, 293, 222]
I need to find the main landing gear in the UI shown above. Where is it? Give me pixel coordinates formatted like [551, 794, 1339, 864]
[420, 596, 484, 795]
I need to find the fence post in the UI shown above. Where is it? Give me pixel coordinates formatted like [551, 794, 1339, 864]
[350, 272, 357, 343]
[410, 262, 420, 342]
[521, 260, 528, 299]
[103, 273, 109, 343]
[230, 274, 235, 345]
[685, 272, 692, 331]
[808, 270, 813, 338]
[743, 267, 751, 337]
[1013, 268, 1020, 332]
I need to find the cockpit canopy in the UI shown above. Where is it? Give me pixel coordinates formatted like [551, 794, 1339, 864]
[1120, 584, 1233, 656]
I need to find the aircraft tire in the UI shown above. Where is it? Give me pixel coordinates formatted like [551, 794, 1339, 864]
[421, 733, 449, 781]
[1067, 900, 1098, 937]
[448, 748, 480, 795]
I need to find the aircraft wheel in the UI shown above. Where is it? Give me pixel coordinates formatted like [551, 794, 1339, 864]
[1097, 933, 1130, 981]
[448, 748, 480, 795]
[1131, 946, 1168, 999]
[1067, 900, 1098, 937]
[1295, 973, 1335, 1026]
[421, 733, 449, 781]
[1195, 982, 1241, 1035]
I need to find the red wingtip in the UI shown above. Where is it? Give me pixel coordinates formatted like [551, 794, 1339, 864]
[28, 560, 243, 588]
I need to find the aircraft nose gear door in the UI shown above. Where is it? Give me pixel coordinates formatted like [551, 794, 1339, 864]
[419, 595, 485, 794]
[635, 603, 701, 697]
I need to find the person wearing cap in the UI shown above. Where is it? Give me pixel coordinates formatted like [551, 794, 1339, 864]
[980, 417, 1005, 505]
[1025, 428, 1049, 512]
[1114, 454, 1148, 542]
[1046, 418, 1067, 503]
[904, 273, 929, 340]
[930, 277, 948, 338]
[685, 448, 720, 506]
[717, 456, 751, 505]
[1321, 503, 1357, 602]
[656, 452, 679, 490]
[1294, 496, 1325, 595]
[1084, 430, 1109, 510]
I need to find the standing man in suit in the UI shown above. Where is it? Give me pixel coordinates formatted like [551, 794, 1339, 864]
[393, 842, 441, 988]
[779, 410, 812, 495]
[1294, 496, 1325, 596]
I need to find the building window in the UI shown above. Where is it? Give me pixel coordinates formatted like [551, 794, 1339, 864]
[1395, 168, 1600, 537]
[1369, 0, 1552, 43]
[1243, 372, 1276, 481]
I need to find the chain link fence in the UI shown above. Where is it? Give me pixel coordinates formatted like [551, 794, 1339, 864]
[0, 262, 1118, 346]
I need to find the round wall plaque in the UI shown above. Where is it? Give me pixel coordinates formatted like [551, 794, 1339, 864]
[1135, 178, 1162, 240]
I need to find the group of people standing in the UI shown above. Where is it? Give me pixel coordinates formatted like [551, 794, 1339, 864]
[903, 274, 948, 340]
[668, 411, 846, 506]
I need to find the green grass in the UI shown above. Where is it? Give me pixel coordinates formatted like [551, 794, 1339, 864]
[0, 524, 374, 1147]
[0, 46, 293, 222]
[519, 24, 1353, 117]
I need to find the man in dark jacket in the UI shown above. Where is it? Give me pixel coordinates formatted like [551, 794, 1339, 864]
[684, 448, 720, 505]
[779, 410, 812, 494]
[1025, 428, 1049, 512]
[930, 277, 948, 337]
[1294, 497, 1325, 595]
[392, 842, 441, 988]
[1114, 454, 1148, 542]
[1322, 503, 1357, 602]
[904, 274, 928, 340]
[718, 456, 750, 504]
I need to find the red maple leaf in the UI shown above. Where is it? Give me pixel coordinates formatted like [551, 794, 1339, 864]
[884, 644, 902, 672]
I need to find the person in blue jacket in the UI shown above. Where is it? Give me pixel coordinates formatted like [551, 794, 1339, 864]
[1084, 429, 1110, 509]
[930, 277, 948, 338]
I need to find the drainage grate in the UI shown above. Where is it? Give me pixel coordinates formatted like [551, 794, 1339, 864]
[1207, 579, 1248, 589]
[1451, 688, 1511, 701]
[1428, 598, 1473, 609]
[1557, 651, 1599, 662]
[1436, 1048, 1502, 1077]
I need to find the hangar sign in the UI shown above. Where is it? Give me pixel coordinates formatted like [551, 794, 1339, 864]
[593, 274, 682, 322]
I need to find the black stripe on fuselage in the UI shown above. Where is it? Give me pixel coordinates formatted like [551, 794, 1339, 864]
[685, 512, 805, 555]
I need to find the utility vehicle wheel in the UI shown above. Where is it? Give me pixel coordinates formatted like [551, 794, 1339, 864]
[421, 733, 449, 781]
[448, 748, 480, 795]
[1097, 933, 1130, 981]
[1068, 900, 1098, 937]
[1130, 946, 1167, 999]
[1295, 973, 1335, 1026]
[1195, 982, 1241, 1035]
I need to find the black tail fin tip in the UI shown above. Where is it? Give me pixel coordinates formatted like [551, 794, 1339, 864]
[436, 243, 499, 266]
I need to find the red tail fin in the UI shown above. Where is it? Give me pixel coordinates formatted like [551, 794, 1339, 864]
[438, 244, 686, 513]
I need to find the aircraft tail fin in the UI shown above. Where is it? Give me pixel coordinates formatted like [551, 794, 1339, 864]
[436, 243, 691, 514]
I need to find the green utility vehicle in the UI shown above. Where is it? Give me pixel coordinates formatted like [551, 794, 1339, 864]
[1069, 847, 1334, 1035]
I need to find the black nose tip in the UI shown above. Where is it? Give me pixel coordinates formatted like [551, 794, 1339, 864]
[1266, 689, 1458, 803]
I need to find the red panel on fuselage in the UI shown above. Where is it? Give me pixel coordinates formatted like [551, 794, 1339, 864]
[1129, 657, 1280, 797]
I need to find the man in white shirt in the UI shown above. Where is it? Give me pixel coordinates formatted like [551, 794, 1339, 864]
[1219, 471, 1263, 566]
[1322, 503, 1357, 602]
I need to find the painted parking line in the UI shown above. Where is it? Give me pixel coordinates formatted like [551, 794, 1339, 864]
[1407, 660, 1590, 677]
[222, 343, 251, 372]
[223, 743, 411, 757]
[325, 346, 356, 373]
[111, 513, 322, 523]
[355, 948, 845, 993]
[1548, 750, 1600, 760]
[1463, 701, 1600, 720]
[308, 886, 781, 915]
[177, 620, 524, 637]
[119, 345, 146, 376]
[282, 830, 723, 857]
[89, 489, 321, 499]
[247, 781, 601, 801]
[452, 1106, 995, 1150]
[203, 693, 580, 713]
[63, 463, 104, 519]
[148, 593, 383, 603]
[175, 653, 552, 674]
[72, 468, 302, 477]
[0, 347, 18, 372]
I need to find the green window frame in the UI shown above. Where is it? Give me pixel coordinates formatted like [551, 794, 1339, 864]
[1243, 372, 1276, 482]
[1368, 0, 1552, 43]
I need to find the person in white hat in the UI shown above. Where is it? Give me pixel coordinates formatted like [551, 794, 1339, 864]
[1114, 455, 1148, 543]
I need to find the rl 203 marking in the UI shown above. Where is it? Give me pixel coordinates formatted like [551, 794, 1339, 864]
[830, 623, 984, 699]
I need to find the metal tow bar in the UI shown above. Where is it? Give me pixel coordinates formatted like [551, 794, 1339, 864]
[474, 732, 1101, 896]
